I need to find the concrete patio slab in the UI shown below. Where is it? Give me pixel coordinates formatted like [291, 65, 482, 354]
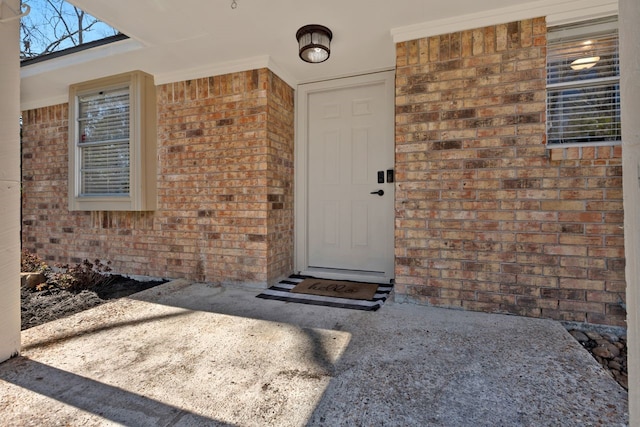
[0, 279, 628, 426]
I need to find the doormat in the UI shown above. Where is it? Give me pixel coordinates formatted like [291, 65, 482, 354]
[256, 275, 393, 311]
[291, 278, 379, 300]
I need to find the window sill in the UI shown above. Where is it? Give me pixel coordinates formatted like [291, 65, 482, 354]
[69, 196, 156, 212]
[546, 140, 622, 149]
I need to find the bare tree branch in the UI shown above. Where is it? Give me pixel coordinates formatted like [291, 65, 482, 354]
[20, 0, 119, 59]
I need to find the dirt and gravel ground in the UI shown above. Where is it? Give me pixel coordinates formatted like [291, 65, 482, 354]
[21, 276, 166, 330]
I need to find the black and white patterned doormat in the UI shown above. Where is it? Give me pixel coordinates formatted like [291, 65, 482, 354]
[256, 275, 393, 311]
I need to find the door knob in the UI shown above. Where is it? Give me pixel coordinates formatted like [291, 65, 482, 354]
[370, 189, 384, 196]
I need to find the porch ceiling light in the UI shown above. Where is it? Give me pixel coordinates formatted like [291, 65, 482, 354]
[570, 40, 599, 71]
[570, 56, 600, 70]
[296, 24, 332, 63]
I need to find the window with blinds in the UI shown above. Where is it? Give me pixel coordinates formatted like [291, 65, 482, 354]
[546, 17, 620, 146]
[78, 87, 131, 196]
[69, 71, 157, 211]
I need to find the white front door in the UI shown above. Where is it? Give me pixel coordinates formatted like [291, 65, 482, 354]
[295, 71, 395, 282]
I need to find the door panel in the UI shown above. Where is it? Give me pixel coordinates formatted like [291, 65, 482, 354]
[306, 75, 394, 276]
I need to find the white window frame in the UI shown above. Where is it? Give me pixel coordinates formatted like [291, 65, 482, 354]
[68, 71, 157, 211]
[546, 17, 620, 148]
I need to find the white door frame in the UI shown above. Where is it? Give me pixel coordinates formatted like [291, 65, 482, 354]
[294, 70, 395, 284]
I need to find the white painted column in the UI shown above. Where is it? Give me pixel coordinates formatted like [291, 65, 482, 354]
[620, 0, 640, 423]
[0, 0, 22, 362]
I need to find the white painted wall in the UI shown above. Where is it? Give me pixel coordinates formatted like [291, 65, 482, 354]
[620, 0, 640, 423]
[0, 0, 22, 362]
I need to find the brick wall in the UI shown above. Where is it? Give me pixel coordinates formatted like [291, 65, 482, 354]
[395, 18, 626, 326]
[265, 73, 295, 280]
[21, 68, 294, 285]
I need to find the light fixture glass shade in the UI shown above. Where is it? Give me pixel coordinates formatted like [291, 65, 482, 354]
[570, 56, 600, 70]
[296, 25, 332, 63]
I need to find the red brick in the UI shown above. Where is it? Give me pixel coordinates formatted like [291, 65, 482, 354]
[558, 300, 605, 314]
[541, 309, 587, 323]
[586, 291, 622, 303]
[544, 245, 588, 256]
[559, 278, 605, 291]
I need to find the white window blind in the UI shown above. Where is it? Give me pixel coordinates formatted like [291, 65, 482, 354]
[77, 87, 130, 195]
[546, 18, 620, 146]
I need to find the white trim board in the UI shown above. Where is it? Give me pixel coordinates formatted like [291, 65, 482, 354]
[391, 0, 618, 43]
[20, 38, 144, 79]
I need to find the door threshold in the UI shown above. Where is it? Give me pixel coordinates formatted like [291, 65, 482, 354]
[300, 267, 393, 284]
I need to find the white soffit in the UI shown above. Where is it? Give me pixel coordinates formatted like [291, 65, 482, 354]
[391, 0, 618, 42]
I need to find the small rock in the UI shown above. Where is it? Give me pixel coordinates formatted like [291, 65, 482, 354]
[585, 331, 602, 341]
[614, 372, 628, 390]
[20, 272, 46, 289]
[592, 346, 613, 359]
[608, 360, 622, 371]
[569, 330, 589, 342]
[602, 333, 619, 343]
[614, 342, 624, 350]
[605, 343, 620, 358]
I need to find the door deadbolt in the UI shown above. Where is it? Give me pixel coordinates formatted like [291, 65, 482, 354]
[370, 189, 384, 196]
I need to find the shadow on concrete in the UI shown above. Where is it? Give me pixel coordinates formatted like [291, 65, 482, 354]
[22, 289, 344, 389]
[127, 282, 356, 377]
[0, 357, 233, 426]
[11, 285, 350, 425]
[127, 281, 362, 330]
[21, 310, 194, 352]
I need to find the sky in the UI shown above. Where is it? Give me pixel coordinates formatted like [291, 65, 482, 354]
[20, 0, 119, 58]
